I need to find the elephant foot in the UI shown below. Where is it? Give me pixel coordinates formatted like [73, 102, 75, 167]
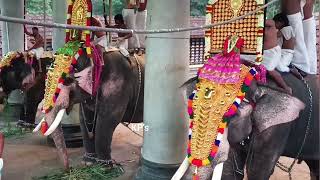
[81, 153, 97, 166]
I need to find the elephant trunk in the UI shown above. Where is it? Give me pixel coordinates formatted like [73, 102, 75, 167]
[45, 107, 69, 169]
[42, 85, 71, 169]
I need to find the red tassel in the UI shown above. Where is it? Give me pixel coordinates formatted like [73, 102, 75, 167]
[192, 167, 200, 180]
[41, 121, 48, 135]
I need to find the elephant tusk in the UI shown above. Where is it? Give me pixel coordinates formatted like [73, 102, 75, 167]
[33, 118, 45, 132]
[0, 158, 3, 179]
[212, 162, 224, 180]
[171, 157, 189, 180]
[44, 109, 66, 136]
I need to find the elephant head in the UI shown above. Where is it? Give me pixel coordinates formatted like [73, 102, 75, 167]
[227, 81, 305, 145]
[0, 53, 36, 96]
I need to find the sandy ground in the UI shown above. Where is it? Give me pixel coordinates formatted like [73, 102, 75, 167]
[0, 123, 311, 180]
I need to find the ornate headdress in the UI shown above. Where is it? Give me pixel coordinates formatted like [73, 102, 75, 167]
[0, 51, 19, 69]
[42, 0, 93, 113]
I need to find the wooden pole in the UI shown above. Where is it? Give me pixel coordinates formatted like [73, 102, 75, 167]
[109, 0, 112, 43]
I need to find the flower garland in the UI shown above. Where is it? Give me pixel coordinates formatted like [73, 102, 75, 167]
[42, 41, 81, 113]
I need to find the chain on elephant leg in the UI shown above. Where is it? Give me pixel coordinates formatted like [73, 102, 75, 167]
[81, 152, 97, 166]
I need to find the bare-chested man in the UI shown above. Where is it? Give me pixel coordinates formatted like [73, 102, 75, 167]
[262, 19, 293, 94]
[24, 26, 44, 60]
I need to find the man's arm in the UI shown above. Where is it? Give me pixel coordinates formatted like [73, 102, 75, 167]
[24, 26, 33, 36]
[268, 70, 292, 94]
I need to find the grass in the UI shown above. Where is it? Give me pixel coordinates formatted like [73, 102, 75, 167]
[0, 103, 31, 138]
[34, 164, 124, 180]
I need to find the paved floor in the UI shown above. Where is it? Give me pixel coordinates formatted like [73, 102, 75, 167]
[1, 123, 311, 180]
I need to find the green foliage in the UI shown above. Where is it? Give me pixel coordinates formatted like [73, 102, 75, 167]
[191, 0, 208, 17]
[92, 0, 125, 16]
[26, 0, 53, 16]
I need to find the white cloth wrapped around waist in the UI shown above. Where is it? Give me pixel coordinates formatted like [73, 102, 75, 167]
[92, 35, 108, 48]
[262, 46, 282, 71]
[107, 38, 129, 57]
[281, 26, 295, 40]
[30, 47, 44, 60]
[276, 49, 294, 72]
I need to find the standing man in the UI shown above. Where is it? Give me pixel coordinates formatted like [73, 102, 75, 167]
[122, 0, 147, 55]
[282, 0, 317, 74]
[136, 0, 147, 53]
[24, 26, 44, 60]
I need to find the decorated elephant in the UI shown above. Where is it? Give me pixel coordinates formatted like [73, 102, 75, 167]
[179, 69, 318, 180]
[0, 51, 53, 127]
[34, 44, 144, 169]
[221, 74, 319, 180]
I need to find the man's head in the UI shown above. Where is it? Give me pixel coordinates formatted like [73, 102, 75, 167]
[114, 14, 124, 25]
[264, 19, 278, 37]
[273, 13, 289, 30]
[32, 27, 39, 35]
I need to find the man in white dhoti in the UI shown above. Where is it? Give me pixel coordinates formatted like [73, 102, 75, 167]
[282, 0, 317, 74]
[106, 14, 132, 57]
[122, 0, 147, 55]
[24, 26, 44, 60]
[262, 20, 293, 94]
[90, 17, 108, 49]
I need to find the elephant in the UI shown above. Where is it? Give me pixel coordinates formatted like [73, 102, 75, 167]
[220, 73, 319, 180]
[38, 50, 144, 169]
[179, 72, 318, 180]
[0, 53, 53, 127]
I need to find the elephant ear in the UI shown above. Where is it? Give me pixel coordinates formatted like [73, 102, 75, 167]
[252, 86, 305, 132]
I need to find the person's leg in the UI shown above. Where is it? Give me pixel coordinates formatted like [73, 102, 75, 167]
[284, 0, 311, 73]
[302, 0, 317, 74]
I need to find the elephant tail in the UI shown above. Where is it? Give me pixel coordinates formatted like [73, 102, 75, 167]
[180, 76, 198, 88]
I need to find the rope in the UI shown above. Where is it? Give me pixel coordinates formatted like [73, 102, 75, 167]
[0, 0, 278, 34]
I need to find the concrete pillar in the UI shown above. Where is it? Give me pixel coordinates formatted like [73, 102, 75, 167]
[0, 0, 24, 54]
[135, 0, 190, 179]
[52, 0, 66, 51]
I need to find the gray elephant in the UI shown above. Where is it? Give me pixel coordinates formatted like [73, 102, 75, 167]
[179, 73, 318, 180]
[39, 50, 144, 169]
[221, 74, 319, 180]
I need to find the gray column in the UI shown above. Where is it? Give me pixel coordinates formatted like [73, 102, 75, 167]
[135, 0, 190, 179]
[0, 0, 24, 54]
[52, 0, 66, 51]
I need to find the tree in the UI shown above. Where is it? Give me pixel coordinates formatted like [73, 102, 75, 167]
[92, 0, 125, 16]
[26, 0, 53, 16]
[191, 0, 208, 16]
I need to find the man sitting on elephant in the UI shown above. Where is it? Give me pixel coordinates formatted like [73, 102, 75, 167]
[262, 19, 293, 94]
[90, 17, 108, 50]
[24, 26, 44, 60]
